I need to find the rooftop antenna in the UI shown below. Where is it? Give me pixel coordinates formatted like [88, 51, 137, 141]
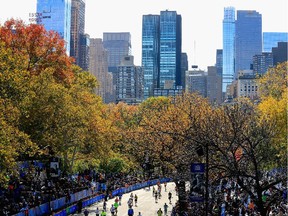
[192, 40, 198, 69]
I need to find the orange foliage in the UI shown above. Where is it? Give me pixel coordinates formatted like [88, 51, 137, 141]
[0, 19, 74, 82]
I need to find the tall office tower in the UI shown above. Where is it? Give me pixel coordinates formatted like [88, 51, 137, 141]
[181, 53, 188, 90]
[235, 10, 262, 78]
[70, 0, 85, 66]
[142, 15, 160, 99]
[263, 32, 288, 52]
[103, 32, 132, 74]
[253, 52, 273, 75]
[222, 7, 235, 94]
[185, 69, 207, 97]
[89, 38, 114, 103]
[216, 49, 223, 76]
[272, 42, 288, 65]
[116, 56, 143, 104]
[159, 10, 182, 89]
[207, 66, 222, 104]
[79, 33, 90, 71]
[37, 0, 71, 54]
[142, 10, 182, 99]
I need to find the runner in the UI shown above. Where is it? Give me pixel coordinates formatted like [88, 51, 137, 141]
[134, 194, 138, 207]
[164, 182, 167, 192]
[110, 204, 115, 216]
[103, 201, 107, 211]
[157, 208, 163, 216]
[168, 191, 172, 204]
[114, 200, 119, 215]
[83, 208, 89, 216]
[163, 203, 168, 216]
[155, 191, 158, 203]
[128, 207, 134, 216]
[95, 207, 100, 216]
[137, 212, 142, 216]
[100, 209, 106, 216]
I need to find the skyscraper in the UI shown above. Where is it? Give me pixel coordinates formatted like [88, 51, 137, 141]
[89, 38, 114, 103]
[235, 10, 262, 78]
[142, 10, 182, 99]
[272, 42, 288, 65]
[142, 15, 160, 99]
[216, 49, 223, 77]
[159, 10, 182, 89]
[116, 55, 143, 104]
[79, 33, 90, 71]
[103, 32, 132, 74]
[37, 0, 71, 54]
[70, 0, 85, 66]
[253, 52, 273, 75]
[263, 32, 288, 52]
[181, 53, 188, 89]
[222, 7, 235, 94]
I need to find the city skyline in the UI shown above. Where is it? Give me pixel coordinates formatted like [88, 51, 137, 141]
[0, 0, 287, 69]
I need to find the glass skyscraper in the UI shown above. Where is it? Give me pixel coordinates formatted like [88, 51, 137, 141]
[159, 10, 182, 89]
[142, 10, 182, 99]
[235, 10, 262, 78]
[103, 32, 132, 74]
[263, 32, 288, 52]
[70, 0, 86, 67]
[142, 15, 160, 99]
[37, 0, 71, 54]
[222, 7, 235, 94]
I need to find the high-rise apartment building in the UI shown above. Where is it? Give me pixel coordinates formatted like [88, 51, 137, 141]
[253, 52, 273, 75]
[185, 69, 207, 97]
[142, 10, 182, 99]
[263, 32, 288, 52]
[103, 32, 132, 74]
[89, 38, 114, 103]
[116, 55, 143, 104]
[142, 15, 160, 99]
[37, 0, 71, 54]
[70, 0, 86, 67]
[222, 7, 235, 94]
[235, 10, 262, 78]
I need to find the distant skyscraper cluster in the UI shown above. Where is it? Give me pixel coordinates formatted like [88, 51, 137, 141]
[35, 1, 287, 104]
[221, 8, 287, 100]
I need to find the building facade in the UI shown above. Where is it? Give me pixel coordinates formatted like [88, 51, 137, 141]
[207, 66, 222, 104]
[181, 53, 188, 91]
[216, 49, 223, 77]
[37, 0, 71, 54]
[222, 7, 235, 95]
[185, 69, 207, 98]
[103, 32, 132, 74]
[263, 32, 288, 52]
[272, 42, 288, 65]
[253, 52, 273, 75]
[116, 56, 143, 104]
[142, 10, 182, 99]
[159, 10, 182, 89]
[237, 70, 259, 99]
[79, 33, 90, 71]
[235, 10, 262, 78]
[70, 0, 85, 66]
[89, 38, 114, 103]
[142, 15, 160, 99]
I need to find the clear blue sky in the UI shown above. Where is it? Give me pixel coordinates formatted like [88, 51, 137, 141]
[0, 0, 287, 70]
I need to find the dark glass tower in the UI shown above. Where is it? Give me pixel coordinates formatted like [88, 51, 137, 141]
[235, 10, 262, 78]
[222, 7, 235, 93]
[37, 0, 71, 54]
[142, 10, 182, 99]
[142, 15, 160, 99]
[159, 10, 182, 89]
[70, 0, 86, 67]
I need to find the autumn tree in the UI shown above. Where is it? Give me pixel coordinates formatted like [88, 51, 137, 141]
[257, 61, 287, 167]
